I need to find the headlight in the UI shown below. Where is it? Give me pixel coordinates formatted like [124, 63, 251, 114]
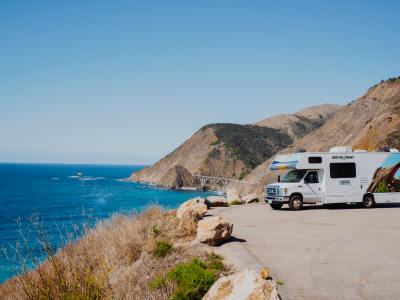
[279, 188, 288, 196]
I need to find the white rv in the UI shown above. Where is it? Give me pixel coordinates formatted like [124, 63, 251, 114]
[264, 146, 400, 210]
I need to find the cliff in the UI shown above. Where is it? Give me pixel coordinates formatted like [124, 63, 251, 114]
[129, 104, 344, 189]
[230, 77, 400, 196]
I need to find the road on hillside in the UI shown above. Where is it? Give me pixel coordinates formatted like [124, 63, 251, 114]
[212, 202, 400, 300]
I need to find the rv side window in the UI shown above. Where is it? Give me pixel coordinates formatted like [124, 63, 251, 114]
[330, 163, 356, 178]
[309, 157, 322, 164]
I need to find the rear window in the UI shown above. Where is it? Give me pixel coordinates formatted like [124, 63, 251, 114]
[309, 157, 322, 164]
[330, 163, 356, 178]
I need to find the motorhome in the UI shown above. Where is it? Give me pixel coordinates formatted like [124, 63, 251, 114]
[264, 146, 400, 210]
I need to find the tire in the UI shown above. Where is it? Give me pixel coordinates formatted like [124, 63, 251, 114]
[289, 196, 303, 211]
[362, 195, 374, 208]
[270, 203, 283, 210]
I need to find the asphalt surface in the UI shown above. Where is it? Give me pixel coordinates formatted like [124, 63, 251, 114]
[211, 202, 400, 300]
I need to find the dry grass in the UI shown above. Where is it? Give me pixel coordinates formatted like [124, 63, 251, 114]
[0, 205, 233, 299]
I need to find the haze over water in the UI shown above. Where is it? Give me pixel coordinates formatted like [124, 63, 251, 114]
[0, 163, 215, 284]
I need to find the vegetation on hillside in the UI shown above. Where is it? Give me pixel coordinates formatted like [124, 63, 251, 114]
[0, 206, 233, 300]
[201, 123, 293, 169]
[293, 115, 326, 138]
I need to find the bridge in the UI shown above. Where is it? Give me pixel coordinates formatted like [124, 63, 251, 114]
[195, 175, 256, 188]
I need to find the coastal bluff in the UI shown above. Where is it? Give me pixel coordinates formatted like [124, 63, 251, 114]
[129, 104, 343, 192]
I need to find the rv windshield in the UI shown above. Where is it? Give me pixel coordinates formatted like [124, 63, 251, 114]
[281, 170, 307, 183]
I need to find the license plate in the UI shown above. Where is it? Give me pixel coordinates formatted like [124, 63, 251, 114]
[268, 200, 272, 203]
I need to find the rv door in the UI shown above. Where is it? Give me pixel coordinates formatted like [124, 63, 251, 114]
[303, 171, 322, 203]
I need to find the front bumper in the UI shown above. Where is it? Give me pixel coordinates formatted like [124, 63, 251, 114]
[264, 196, 290, 204]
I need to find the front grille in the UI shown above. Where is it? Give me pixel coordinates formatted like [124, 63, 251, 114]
[267, 187, 278, 196]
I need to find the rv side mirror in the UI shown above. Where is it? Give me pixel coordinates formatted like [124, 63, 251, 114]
[309, 174, 314, 183]
[278, 175, 280, 182]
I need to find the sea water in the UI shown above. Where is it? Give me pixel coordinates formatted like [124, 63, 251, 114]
[0, 163, 216, 284]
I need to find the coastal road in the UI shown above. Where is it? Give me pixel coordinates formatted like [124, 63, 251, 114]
[211, 202, 400, 300]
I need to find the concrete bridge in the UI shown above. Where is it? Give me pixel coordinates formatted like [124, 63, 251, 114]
[195, 175, 256, 188]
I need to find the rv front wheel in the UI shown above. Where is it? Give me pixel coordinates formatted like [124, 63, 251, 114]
[362, 196, 374, 208]
[289, 196, 303, 211]
[270, 203, 283, 210]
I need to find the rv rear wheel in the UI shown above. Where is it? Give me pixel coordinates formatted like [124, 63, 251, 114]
[289, 196, 303, 211]
[362, 196, 374, 208]
[270, 203, 283, 210]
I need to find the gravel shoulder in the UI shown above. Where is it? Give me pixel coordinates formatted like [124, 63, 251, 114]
[208, 202, 400, 300]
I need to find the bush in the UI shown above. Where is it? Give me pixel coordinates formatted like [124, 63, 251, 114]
[167, 258, 217, 300]
[148, 276, 166, 291]
[208, 252, 223, 260]
[154, 241, 174, 258]
[229, 200, 241, 205]
[250, 200, 259, 204]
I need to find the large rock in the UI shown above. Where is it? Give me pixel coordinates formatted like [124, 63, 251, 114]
[203, 269, 279, 300]
[207, 196, 228, 207]
[177, 198, 199, 219]
[242, 193, 259, 204]
[193, 203, 208, 217]
[178, 207, 203, 235]
[227, 188, 243, 204]
[156, 165, 201, 189]
[197, 216, 232, 245]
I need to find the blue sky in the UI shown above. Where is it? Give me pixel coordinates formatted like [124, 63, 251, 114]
[1, 1, 399, 165]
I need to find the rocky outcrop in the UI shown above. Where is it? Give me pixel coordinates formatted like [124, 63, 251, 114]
[193, 203, 207, 217]
[178, 207, 203, 235]
[155, 165, 201, 189]
[242, 194, 259, 203]
[197, 216, 233, 245]
[227, 189, 243, 204]
[203, 269, 279, 300]
[207, 196, 228, 207]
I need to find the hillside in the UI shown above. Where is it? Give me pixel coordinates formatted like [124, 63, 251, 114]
[129, 103, 343, 188]
[252, 104, 344, 141]
[230, 77, 400, 196]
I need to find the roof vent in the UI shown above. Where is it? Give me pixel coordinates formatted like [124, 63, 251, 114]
[354, 149, 368, 153]
[378, 148, 390, 152]
[295, 149, 306, 153]
[390, 149, 399, 153]
[330, 146, 352, 153]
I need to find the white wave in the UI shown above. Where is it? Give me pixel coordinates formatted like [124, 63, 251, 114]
[69, 176, 79, 178]
[52, 178, 59, 180]
[79, 177, 107, 181]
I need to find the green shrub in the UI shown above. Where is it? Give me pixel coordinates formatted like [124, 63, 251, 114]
[151, 225, 162, 235]
[208, 253, 223, 260]
[375, 180, 389, 193]
[148, 276, 166, 291]
[207, 260, 225, 270]
[154, 241, 174, 258]
[167, 258, 217, 300]
[229, 200, 241, 205]
[250, 200, 258, 204]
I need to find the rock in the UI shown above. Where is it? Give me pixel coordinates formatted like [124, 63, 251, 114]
[177, 198, 200, 219]
[227, 188, 243, 204]
[198, 197, 212, 209]
[261, 269, 269, 279]
[203, 269, 279, 300]
[193, 203, 208, 217]
[242, 193, 259, 204]
[155, 165, 201, 189]
[178, 207, 203, 235]
[207, 196, 228, 207]
[197, 216, 232, 245]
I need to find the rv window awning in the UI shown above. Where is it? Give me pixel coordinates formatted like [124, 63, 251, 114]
[269, 153, 304, 170]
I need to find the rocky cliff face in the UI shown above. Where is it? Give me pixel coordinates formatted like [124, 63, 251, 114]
[155, 165, 201, 189]
[231, 78, 400, 197]
[129, 103, 345, 190]
[252, 104, 344, 141]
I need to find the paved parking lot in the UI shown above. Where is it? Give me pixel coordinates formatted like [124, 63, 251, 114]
[212, 202, 400, 300]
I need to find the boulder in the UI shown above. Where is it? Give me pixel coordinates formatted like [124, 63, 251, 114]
[197, 216, 232, 245]
[242, 193, 259, 204]
[203, 269, 279, 300]
[157, 165, 201, 189]
[227, 188, 243, 204]
[177, 198, 199, 219]
[178, 207, 203, 235]
[207, 196, 228, 207]
[193, 203, 208, 217]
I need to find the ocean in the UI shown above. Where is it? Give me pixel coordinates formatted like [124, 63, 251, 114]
[0, 163, 216, 284]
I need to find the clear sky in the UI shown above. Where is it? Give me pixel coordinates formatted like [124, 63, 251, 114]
[1, 1, 399, 165]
